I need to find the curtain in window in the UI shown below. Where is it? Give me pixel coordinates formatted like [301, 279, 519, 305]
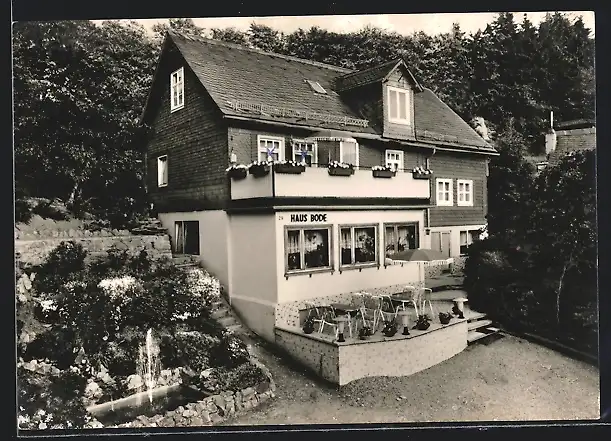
[341, 141, 358, 165]
[397, 226, 410, 252]
[385, 226, 396, 257]
[287, 230, 301, 270]
[340, 228, 352, 265]
[398, 91, 407, 120]
[389, 90, 398, 119]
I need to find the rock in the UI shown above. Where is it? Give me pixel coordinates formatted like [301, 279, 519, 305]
[176, 405, 185, 414]
[160, 369, 172, 378]
[200, 410, 211, 423]
[213, 395, 225, 409]
[126, 374, 143, 390]
[191, 416, 205, 426]
[209, 412, 223, 424]
[206, 401, 218, 414]
[241, 387, 255, 397]
[160, 417, 174, 427]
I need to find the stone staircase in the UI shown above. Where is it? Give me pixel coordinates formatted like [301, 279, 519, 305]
[171, 254, 249, 336]
[466, 311, 501, 344]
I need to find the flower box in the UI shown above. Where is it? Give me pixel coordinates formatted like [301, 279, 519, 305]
[327, 162, 355, 176]
[372, 169, 396, 178]
[412, 172, 432, 180]
[227, 167, 247, 180]
[249, 164, 270, 178]
[274, 163, 306, 174]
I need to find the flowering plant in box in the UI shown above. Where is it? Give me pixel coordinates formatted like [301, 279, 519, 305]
[328, 161, 353, 169]
[412, 166, 433, 175]
[372, 165, 394, 171]
[225, 164, 248, 180]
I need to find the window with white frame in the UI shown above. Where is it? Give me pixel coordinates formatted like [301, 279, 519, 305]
[457, 179, 474, 206]
[385, 149, 404, 171]
[157, 155, 168, 187]
[339, 139, 359, 166]
[436, 179, 453, 206]
[387, 86, 411, 125]
[459, 230, 479, 255]
[384, 223, 419, 258]
[285, 226, 332, 273]
[258, 135, 285, 162]
[339, 225, 378, 267]
[292, 140, 317, 166]
[170, 67, 184, 112]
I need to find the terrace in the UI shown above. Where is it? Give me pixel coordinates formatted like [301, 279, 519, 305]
[274, 290, 479, 386]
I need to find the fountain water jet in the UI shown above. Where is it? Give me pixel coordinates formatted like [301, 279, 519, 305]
[136, 329, 161, 406]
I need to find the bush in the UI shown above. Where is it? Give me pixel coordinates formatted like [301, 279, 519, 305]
[159, 332, 219, 372]
[32, 241, 88, 295]
[203, 363, 268, 393]
[18, 365, 89, 430]
[23, 328, 79, 370]
[209, 331, 250, 369]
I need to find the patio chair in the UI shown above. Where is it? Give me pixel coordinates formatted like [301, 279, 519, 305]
[419, 287, 435, 319]
[399, 285, 421, 317]
[304, 301, 327, 332]
[379, 294, 400, 322]
[361, 293, 384, 332]
[318, 309, 339, 339]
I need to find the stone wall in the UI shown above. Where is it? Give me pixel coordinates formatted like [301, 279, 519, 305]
[15, 233, 172, 266]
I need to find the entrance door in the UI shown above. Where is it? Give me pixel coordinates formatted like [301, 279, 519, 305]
[174, 221, 200, 255]
[431, 231, 452, 258]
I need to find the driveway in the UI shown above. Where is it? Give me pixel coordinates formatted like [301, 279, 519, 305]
[223, 333, 599, 425]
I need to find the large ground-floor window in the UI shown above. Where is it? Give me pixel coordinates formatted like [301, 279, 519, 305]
[384, 223, 419, 258]
[285, 226, 332, 273]
[459, 230, 479, 255]
[339, 225, 378, 267]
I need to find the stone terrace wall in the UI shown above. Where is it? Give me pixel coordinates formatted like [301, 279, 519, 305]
[15, 229, 172, 266]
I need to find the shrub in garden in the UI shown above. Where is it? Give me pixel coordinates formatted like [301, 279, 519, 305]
[199, 362, 268, 393]
[18, 364, 89, 430]
[158, 332, 219, 372]
[209, 331, 251, 370]
[31, 241, 87, 295]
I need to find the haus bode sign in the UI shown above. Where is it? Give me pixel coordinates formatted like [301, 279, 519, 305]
[290, 213, 327, 223]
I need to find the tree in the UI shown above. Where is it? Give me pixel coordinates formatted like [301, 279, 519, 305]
[13, 20, 157, 226]
[151, 18, 206, 45]
[486, 118, 536, 246]
[247, 23, 285, 53]
[210, 27, 249, 46]
[529, 149, 596, 325]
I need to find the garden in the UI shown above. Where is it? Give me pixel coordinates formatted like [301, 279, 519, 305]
[464, 148, 597, 359]
[17, 241, 269, 430]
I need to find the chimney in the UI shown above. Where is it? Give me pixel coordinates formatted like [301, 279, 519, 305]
[545, 110, 557, 155]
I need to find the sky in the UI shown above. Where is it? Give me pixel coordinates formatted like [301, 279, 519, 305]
[124, 11, 595, 38]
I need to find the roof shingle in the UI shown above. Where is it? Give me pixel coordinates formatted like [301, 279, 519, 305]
[163, 32, 494, 152]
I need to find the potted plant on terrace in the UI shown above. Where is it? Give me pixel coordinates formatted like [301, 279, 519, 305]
[328, 161, 355, 176]
[381, 319, 398, 337]
[439, 312, 453, 325]
[371, 165, 396, 179]
[413, 314, 432, 331]
[358, 326, 372, 340]
[412, 166, 433, 180]
[274, 160, 306, 174]
[248, 160, 271, 178]
[226, 164, 248, 180]
[302, 316, 316, 334]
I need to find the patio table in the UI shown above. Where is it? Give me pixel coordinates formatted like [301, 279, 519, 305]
[330, 303, 360, 317]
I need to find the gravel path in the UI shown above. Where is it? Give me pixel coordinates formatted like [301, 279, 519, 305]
[222, 333, 599, 425]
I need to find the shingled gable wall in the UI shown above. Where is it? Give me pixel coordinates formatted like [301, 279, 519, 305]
[428, 151, 488, 227]
[146, 41, 230, 213]
[382, 69, 417, 141]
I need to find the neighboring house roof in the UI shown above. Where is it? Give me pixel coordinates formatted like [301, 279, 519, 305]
[146, 32, 495, 153]
[554, 118, 596, 130]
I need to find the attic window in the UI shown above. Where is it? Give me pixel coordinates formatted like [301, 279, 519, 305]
[170, 67, 184, 112]
[305, 80, 327, 94]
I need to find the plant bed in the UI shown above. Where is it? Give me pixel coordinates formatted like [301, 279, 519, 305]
[274, 162, 305, 174]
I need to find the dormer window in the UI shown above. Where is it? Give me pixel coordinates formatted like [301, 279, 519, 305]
[387, 86, 410, 125]
[305, 80, 327, 94]
[170, 67, 184, 112]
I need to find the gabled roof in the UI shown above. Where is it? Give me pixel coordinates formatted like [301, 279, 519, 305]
[144, 31, 495, 153]
[334, 58, 423, 93]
